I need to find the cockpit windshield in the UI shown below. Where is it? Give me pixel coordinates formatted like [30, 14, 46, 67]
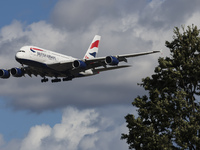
[18, 50, 25, 53]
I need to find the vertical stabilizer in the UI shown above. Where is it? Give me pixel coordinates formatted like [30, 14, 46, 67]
[84, 35, 101, 59]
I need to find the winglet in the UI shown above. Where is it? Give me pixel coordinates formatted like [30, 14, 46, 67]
[84, 35, 101, 59]
[154, 50, 161, 53]
[153, 50, 162, 55]
[160, 49, 163, 55]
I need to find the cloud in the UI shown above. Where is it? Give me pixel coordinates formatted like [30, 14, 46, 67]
[51, 0, 200, 32]
[0, 106, 133, 150]
[51, 107, 98, 149]
[0, 134, 5, 147]
[20, 124, 51, 150]
[51, 0, 121, 31]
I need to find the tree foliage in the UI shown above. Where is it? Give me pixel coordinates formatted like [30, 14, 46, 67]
[121, 25, 200, 150]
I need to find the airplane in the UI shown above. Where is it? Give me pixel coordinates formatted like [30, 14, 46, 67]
[0, 35, 160, 83]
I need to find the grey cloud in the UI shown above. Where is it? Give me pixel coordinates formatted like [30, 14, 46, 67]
[50, 0, 153, 32]
[138, 0, 200, 30]
[5, 72, 142, 112]
[51, 0, 200, 32]
[51, 0, 119, 31]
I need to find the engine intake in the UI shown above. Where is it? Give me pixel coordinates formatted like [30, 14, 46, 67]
[73, 60, 87, 69]
[11, 68, 24, 77]
[105, 56, 119, 65]
[0, 69, 10, 79]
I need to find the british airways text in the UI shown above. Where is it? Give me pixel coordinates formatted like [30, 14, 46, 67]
[37, 52, 56, 60]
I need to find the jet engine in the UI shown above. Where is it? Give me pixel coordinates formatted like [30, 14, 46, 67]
[11, 68, 24, 77]
[0, 69, 10, 79]
[73, 60, 87, 69]
[105, 56, 119, 65]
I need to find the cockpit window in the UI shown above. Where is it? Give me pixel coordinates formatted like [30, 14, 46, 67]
[18, 50, 25, 53]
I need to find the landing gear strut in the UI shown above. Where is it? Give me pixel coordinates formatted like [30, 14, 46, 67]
[41, 77, 48, 83]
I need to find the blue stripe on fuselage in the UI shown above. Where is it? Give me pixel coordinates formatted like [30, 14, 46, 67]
[30, 49, 36, 53]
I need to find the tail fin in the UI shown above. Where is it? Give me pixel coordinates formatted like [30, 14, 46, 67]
[84, 35, 101, 59]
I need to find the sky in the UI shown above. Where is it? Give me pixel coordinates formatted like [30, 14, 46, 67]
[0, 0, 200, 149]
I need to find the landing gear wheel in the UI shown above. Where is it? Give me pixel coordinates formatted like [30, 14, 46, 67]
[41, 78, 48, 83]
[51, 78, 61, 83]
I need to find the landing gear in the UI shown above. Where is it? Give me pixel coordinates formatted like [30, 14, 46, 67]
[51, 78, 61, 83]
[63, 76, 73, 81]
[41, 76, 73, 83]
[41, 77, 48, 83]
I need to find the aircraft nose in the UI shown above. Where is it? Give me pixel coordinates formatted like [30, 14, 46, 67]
[15, 52, 24, 63]
[15, 52, 21, 59]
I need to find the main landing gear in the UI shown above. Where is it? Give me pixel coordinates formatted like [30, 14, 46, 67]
[41, 77, 48, 83]
[41, 76, 74, 83]
[63, 76, 73, 81]
[41, 78, 61, 83]
[41, 77, 73, 83]
[51, 78, 61, 83]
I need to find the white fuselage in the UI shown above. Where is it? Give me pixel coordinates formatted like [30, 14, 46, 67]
[15, 46, 95, 77]
[16, 46, 76, 69]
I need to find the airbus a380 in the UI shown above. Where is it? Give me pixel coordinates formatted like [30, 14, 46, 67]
[0, 35, 160, 83]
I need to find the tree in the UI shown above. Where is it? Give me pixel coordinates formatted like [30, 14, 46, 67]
[121, 25, 200, 150]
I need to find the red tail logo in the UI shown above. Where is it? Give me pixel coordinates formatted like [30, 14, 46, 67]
[90, 40, 99, 49]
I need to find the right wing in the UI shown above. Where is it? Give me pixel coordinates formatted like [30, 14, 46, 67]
[83, 50, 160, 65]
[47, 50, 160, 74]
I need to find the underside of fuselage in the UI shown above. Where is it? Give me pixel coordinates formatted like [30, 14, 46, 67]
[16, 57, 48, 68]
[15, 57, 78, 83]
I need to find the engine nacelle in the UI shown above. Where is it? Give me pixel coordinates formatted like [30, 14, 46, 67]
[73, 60, 87, 69]
[0, 69, 10, 79]
[105, 56, 119, 65]
[11, 68, 24, 77]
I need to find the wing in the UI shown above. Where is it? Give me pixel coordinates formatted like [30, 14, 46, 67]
[84, 50, 160, 63]
[47, 50, 160, 74]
